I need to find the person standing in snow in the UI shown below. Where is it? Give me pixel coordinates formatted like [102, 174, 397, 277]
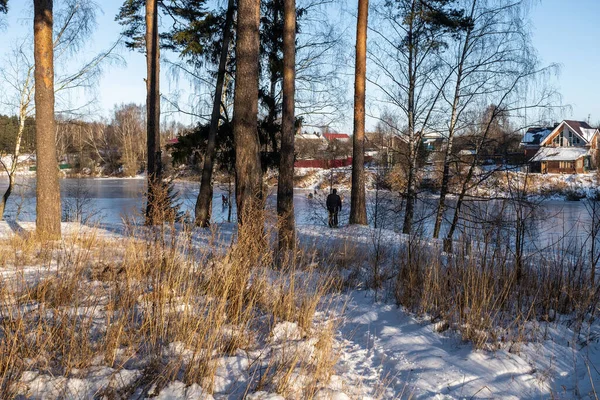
[326, 188, 342, 228]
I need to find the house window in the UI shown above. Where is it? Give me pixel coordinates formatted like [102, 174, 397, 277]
[559, 161, 572, 170]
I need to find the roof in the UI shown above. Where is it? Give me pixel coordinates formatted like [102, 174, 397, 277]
[521, 127, 553, 145]
[530, 147, 589, 162]
[296, 132, 325, 140]
[323, 133, 350, 141]
[422, 131, 445, 139]
[540, 120, 599, 146]
[563, 120, 597, 142]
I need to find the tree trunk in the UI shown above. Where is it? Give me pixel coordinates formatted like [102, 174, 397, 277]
[401, 0, 417, 235]
[234, 0, 263, 230]
[34, 0, 61, 238]
[277, 0, 296, 250]
[145, 0, 162, 225]
[195, 0, 235, 227]
[349, 0, 368, 226]
[0, 174, 14, 220]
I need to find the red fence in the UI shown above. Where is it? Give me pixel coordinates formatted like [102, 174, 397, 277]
[294, 157, 353, 169]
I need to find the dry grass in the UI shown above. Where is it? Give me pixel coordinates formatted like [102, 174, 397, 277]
[0, 218, 340, 398]
[392, 234, 600, 350]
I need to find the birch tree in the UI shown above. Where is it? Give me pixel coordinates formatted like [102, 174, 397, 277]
[432, 0, 540, 239]
[0, 45, 33, 219]
[369, 0, 471, 234]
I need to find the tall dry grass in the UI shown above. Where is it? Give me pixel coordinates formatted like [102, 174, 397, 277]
[391, 234, 600, 350]
[0, 217, 340, 398]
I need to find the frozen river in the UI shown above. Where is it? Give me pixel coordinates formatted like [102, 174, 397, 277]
[0, 177, 595, 247]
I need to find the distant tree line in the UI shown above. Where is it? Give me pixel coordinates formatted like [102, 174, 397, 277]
[0, 115, 35, 154]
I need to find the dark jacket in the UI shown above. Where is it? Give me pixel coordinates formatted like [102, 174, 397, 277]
[326, 193, 342, 212]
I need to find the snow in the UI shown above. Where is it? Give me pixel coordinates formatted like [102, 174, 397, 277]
[530, 146, 589, 162]
[338, 293, 544, 399]
[1, 222, 599, 399]
[296, 132, 326, 140]
[580, 128, 598, 143]
[521, 128, 553, 145]
[271, 321, 303, 342]
[0, 153, 35, 175]
[153, 382, 213, 399]
[17, 367, 141, 399]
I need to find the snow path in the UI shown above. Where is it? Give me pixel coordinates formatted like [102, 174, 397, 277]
[338, 292, 548, 399]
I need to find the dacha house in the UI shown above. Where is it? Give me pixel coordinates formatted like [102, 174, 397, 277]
[522, 120, 599, 174]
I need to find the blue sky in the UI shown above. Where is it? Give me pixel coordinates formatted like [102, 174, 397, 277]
[0, 0, 599, 128]
[529, 0, 600, 124]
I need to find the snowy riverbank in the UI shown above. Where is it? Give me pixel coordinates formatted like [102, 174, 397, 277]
[0, 221, 598, 399]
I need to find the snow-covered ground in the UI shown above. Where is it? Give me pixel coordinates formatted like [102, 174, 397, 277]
[294, 166, 600, 201]
[338, 292, 600, 399]
[472, 171, 600, 200]
[1, 222, 599, 399]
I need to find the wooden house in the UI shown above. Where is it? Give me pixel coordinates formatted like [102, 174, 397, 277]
[527, 120, 599, 174]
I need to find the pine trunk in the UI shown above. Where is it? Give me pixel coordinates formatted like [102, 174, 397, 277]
[234, 0, 263, 229]
[349, 0, 368, 226]
[145, 0, 162, 225]
[34, 0, 61, 238]
[195, 0, 235, 227]
[277, 0, 296, 250]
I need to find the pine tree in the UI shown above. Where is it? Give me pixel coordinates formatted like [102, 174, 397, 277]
[116, 0, 166, 225]
[144, 0, 163, 225]
[34, 0, 61, 238]
[234, 0, 263, 230]
[349, 0, 369, 226]
[277, 0, 296, 250]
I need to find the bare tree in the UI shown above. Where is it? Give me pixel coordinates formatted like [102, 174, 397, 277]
[112, 103, 146, 176]
[0, 45, 33, 219]
[234, 0, 263, 230]
[432, 0, 476, 238]
[34, 0, 60, 237]
[349, 0, 368, 225]
[369, 0, 471, 235]
[277, 0, 296, 250]
[444, 93, 558, 250]
[432, 0, 545, 239]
